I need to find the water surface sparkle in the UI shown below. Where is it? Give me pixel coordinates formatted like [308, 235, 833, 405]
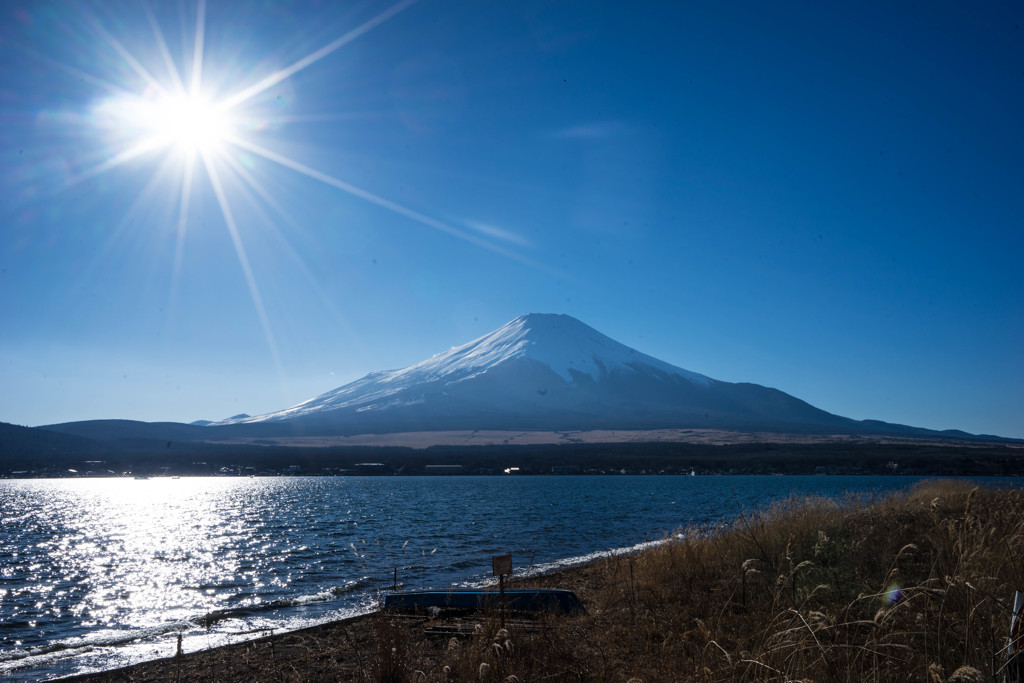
[0, 475, 985, 680]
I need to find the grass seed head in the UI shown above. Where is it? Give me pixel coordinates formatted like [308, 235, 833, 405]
[897, 543, 918, 558]
[946, 665, 983, 683]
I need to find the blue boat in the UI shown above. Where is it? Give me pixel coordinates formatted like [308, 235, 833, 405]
[383, 588, 584, 615]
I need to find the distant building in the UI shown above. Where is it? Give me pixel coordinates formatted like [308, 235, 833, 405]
[551, 465, 580, 474]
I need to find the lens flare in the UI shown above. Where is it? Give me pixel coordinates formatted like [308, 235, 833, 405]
[99, 90, 234, 158]
[46, 0, 547, 389]
[156, 93, 232, 154]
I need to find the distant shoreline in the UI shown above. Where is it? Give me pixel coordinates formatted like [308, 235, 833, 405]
[5, 438, 1024, 480]
[7, 419, 1022, 479]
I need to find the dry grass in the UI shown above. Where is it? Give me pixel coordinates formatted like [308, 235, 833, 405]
[65, 479, 1024, 682]
[413, 479, 1024, 681]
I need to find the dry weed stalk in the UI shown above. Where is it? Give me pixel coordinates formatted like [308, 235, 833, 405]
[77, 479, 1024, 682]
[426, 480, 1024, 682]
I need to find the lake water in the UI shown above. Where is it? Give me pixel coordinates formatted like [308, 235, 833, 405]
[0, 475, 1008, 680]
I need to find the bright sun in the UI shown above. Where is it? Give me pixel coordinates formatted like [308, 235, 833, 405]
[98, 88, 236, 162]
[153, 93, 233, 154]
[120, 89, 232, 158]
[72, 0, 518, 381]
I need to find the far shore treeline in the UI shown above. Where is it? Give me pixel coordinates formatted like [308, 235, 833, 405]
[2, 424, 1022, 479]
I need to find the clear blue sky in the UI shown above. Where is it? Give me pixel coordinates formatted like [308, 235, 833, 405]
[1, 1, 1021, 437]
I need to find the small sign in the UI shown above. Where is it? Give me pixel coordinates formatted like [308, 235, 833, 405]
[492, 554, 512, 577]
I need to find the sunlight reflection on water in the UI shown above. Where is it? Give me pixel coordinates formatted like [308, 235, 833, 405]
[1, 474, 1005, 680]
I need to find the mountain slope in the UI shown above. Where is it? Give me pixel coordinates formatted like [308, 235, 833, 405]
[0, 421, 109, 461]
[36, 314, 1014, 443]
[212, 314, 869, 435]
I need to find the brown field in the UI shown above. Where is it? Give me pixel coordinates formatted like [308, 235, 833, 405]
[203, 428, 1018, 449]
[65, 479, 1024, 682]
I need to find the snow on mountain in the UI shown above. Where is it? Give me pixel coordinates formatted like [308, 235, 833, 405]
[217, 314, 713, 425]
[32, 314, 1012, 442]
[387, 313, 712, 389]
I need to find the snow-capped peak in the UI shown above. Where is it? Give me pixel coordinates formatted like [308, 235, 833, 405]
[409, 313, 712, 386]
[216, 314, 711, 424]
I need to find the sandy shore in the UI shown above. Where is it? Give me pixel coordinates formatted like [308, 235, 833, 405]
[60, 612, 382, 682]
[58, 564, 596, 682]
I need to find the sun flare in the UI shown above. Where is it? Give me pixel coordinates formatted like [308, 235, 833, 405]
[152, 92, 233, 155]
[68, 0, 529, 379]
[102, 89, 234, 158]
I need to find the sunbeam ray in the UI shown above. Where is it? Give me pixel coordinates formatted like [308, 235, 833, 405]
[190, 0, 206, 95]
[219, 0, 419, 111]
[32, 0, 572, 413]
[67, 152, 186, 310]
[23, 47, 129, 98]
[220, 152, 290, 223]
[62, 136, 166, 190]
[90, 21, 172, 100]
[225, 136, 558, 274]
[200, 151, 286, 390]
[219, 153, 338, 295]
[166, 156, 196, 332]
[144, 4, 187, 97]
[216, 154, 370, 366]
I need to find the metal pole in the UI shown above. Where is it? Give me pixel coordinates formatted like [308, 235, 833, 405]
[500, 573, 505, 628]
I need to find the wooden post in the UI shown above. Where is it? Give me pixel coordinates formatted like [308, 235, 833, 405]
[492, 554, 513, 629]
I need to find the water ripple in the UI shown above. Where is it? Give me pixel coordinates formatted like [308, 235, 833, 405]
[0, 474, 1001, 680]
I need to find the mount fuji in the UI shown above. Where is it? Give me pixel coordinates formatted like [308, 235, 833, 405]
[34, 313, 1007, 447]
[206, 313, 923, 437]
